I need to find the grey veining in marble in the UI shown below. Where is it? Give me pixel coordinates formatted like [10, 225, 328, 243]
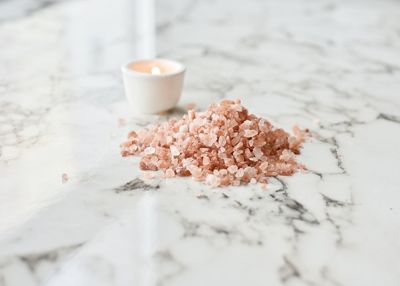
[1, 0, 400, 285]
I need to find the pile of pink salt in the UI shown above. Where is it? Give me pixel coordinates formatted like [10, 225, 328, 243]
[121, 99, 307, 187]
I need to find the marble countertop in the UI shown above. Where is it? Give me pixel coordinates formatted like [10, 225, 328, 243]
[1, 0, 400, 285]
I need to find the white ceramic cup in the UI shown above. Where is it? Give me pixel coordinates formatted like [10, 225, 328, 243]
[121, 59, 186, 114]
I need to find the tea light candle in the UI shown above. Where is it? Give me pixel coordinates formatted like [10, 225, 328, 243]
[121, 59, 186, 114]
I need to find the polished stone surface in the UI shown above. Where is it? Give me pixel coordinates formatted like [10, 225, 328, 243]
[1, 0, 400, 285]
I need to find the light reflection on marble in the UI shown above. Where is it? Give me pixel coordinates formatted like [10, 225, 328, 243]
[1, 0, 400, 285]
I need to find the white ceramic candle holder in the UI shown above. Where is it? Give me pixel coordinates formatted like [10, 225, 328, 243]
[121, 59, 186, 114]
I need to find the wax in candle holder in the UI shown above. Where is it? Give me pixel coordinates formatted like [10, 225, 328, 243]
[121, 59, 186, 114]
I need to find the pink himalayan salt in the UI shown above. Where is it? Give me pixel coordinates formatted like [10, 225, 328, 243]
[165, 168, 175, 178]
[142, 171, 156, 179]
[185, 102, 197, 110]
[61, 173, 69, 184]
[243, 129, 258, 138]
[118, 118, 127, 127]
[144, 146, 155, 155]
[227, 165, 238, 174]
[121, 99, 308, 187]
[170, 145, 180, 157]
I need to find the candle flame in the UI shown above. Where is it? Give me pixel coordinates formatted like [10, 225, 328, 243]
[151, 66, 161, 75]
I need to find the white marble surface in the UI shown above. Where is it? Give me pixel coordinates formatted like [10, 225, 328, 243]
[1, 0, 400, 285]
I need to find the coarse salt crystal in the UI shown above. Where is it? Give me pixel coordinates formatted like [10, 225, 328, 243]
[142, 172, 156, 179]
[244, 129, 258, 138]
[185, 103, 197, 110]
[260, 161, 269, 171]
[280, 149, 294, 161]
[235, 168, 245, 178]
[203, 156, 210, 165]
[144, 147, 155, 154]
[61, 173, 69, 184]
[253, 147, 263, 160]
[227, 165, 238, 174]
[170, 145, 180, 157]
[206, 174, 220, 187]
[165, 168, 175, 178]
[182, 158, 193, 167]
[179, 125, 188, 133]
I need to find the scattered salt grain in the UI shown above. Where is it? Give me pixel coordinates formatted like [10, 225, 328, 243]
[142, 172, 156, 179]
[118, 118, 127, 127]
[121, 99, 308, 187]
[313, 118, 321, 126]
[185, 103, 197, 110]
[61, 173, 69, 184]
